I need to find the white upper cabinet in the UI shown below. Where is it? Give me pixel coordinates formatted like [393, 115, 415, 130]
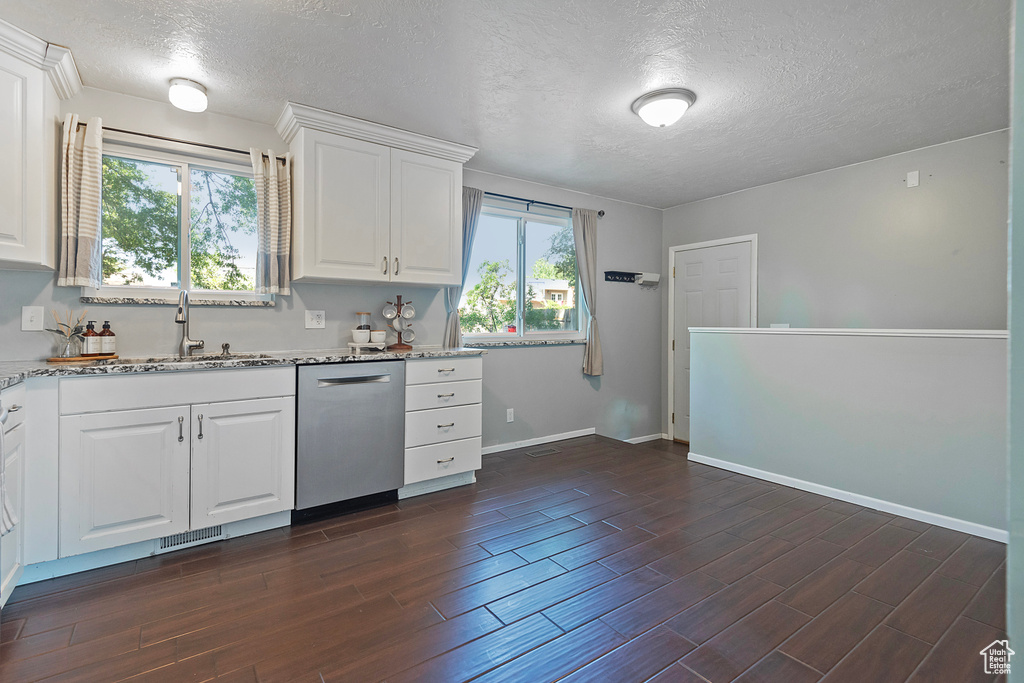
[279, 102, 476, 286]
[0, 20, 81, 270]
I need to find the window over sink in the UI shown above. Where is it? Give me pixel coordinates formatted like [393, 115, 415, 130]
[85, 135, 269, 303]
[459, 197, 585, 340]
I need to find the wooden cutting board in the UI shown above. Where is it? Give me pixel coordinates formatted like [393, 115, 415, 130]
[46, 354, 118, 364]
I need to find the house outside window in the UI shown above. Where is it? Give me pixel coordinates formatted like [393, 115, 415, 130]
[87, 134, 266, 302]
[459, 197, 584, 339]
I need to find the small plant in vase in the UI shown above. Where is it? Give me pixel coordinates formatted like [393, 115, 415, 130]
[46, 308, 87, 358]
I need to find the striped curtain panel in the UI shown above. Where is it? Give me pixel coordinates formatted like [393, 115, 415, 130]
[572, 207, 603, 376]
[57, 114, 103, 287]
[250, 149, 292, 296]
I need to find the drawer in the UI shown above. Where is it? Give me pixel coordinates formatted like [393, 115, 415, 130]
[1, 384, 26, 435]
[405, 437, 481, 485]
[406, 380, 481, 412]
[405, 356, 482, 385]
[405, 404, 482, 448]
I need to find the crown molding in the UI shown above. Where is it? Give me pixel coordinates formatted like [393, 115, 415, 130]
[276, 101, 477, 163]
[0, 20, 82, 99]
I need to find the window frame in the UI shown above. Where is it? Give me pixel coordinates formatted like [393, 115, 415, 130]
[461, 200, 587, 342]
[84, 132, 270, 304]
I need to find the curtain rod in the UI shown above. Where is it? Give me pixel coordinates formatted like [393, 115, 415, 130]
[484, 191, 605, 218]
[76, 123, 285, 160]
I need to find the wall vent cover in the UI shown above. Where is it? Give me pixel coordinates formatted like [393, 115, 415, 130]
[526, 447, 560, 458]
[159, 525, 224, 551]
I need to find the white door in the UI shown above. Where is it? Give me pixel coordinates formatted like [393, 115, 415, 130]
[190, 397, 295, 528]
[390, 148, 462, 286]
[295, 128, 391, 282]
[0, 417, 26, 606]
[672, 239, 754, 441]
[59, 406, 191, 557]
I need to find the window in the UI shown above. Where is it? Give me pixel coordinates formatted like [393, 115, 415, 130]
[459, 198, 584, 339]
[92, 137, 263, 301]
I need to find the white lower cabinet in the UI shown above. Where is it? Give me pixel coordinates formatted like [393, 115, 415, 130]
[190, 397, 295, 527]
[403, 357, 483, 488]
[59, 406, 190, 556]
[58, 369, 295, 558]
[1, 384, 27, 606]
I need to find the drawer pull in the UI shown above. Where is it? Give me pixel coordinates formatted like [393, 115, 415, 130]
[438, 422, 455, 429]
[178, 416, 184, 443]
[437, 393, 455, 398]
[437, 456, 455, 464]
[7, 404, 21, 413]
[437, 368, 455, 373]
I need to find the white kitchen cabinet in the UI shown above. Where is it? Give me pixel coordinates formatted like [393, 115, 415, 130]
[402, 357, 483, 488]
[58, 368, 295, 558]
[0, 21, 79, 270]
[1, 384, 27, 606]
[59, 406, 191, 556]
[280, 102, 476, 286]
[191, 397, 295, 527]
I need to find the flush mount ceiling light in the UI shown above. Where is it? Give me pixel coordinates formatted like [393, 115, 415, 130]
[631, 88, 696, 127]
[168, 78, 208, 112]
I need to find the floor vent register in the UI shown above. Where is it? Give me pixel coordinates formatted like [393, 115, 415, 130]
[159, 525, 225, 551]
[526, 447, 561, 458]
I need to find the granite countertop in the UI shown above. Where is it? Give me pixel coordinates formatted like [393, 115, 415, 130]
[0, 347, 485, 391]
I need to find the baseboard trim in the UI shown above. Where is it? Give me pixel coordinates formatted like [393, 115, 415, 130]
[398, 471, 476, 499]
[624, 433, 665, 444]
[687, 452, 1008, 544]
[21, 511, 292, 584]
[482, 428, 597, 455]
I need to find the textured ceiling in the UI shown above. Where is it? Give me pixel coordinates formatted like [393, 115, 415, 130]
[1, 0, 1011, 208]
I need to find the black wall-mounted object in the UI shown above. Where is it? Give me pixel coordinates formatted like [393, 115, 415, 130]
[605, 271, 638, 283]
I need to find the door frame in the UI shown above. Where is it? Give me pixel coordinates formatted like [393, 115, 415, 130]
[667, 234, 758, 441]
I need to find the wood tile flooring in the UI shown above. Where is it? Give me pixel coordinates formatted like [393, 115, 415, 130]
[0, 436, 1007, 682]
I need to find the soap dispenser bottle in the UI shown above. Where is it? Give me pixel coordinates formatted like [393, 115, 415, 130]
[82, 321, 100, 357]
[99, 321, 116, 356]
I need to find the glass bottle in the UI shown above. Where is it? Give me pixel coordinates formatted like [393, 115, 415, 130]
[99, 321, 116, 356]
[356, 312, 371, 330]
[82, 321, 101, 357]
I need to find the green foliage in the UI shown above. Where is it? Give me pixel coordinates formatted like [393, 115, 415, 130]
[531, 258, 558, 279]
[544, 225, 577, 285]
[101, 156, 258, 291]
[459, 260, 517, 333]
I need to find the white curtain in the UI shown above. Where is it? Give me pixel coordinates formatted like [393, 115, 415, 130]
[443, 186, 485, 348]
[573, 207, 603, 376]
[250, 149, 292, 296]
[58, 114, 103, 287]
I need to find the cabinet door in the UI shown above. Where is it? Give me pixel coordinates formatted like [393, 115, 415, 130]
[390, 149, 462, 286]
[293, 128, 391, 282]
[0, 52, 50, 269]
[59, 406, 190, 557]
[190, 397, 295, 527]
[0, 419, 26, 607]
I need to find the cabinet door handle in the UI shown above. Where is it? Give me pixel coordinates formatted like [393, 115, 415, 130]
[438, 422, 455, 429]
[394, 257, 400, 275]
[382, 256, 388, 275]
[437, 393, 455, 398]
[197, 414, 204, 440]
[178, 416, 184, 443]
[437, 456, 455, 464]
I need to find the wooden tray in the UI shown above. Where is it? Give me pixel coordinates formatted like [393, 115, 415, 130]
[47, 354, 119, 365]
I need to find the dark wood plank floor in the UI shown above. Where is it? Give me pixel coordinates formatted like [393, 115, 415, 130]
[0, 436, 1007, 682]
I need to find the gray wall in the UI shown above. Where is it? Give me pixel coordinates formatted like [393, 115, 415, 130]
[0, 87, 665, 445]
[464, 169, 665, 445]
[1008, 0, 1022, 671]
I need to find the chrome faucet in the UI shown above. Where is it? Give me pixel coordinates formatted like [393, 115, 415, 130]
[175, 290, 205, 357]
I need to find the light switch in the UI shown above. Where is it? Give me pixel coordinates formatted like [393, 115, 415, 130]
[22, 306, 44, 331]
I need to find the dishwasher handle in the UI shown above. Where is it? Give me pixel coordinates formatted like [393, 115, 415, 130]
[317, 374, 391, 388]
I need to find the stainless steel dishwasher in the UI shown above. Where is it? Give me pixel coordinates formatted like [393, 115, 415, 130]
[295, 361, 405, 520]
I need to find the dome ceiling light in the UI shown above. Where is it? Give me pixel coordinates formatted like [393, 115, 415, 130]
[168, 78, 208, 112]
[631, 88, 696, 127]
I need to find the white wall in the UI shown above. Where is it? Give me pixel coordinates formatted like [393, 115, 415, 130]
[463, 169, 665, 446]
[690, 329, 1007, 539]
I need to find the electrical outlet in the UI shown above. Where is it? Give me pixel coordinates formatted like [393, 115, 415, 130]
[507, 408, 514, 423]
[305, 310, 326, 329]
[22, 306, 44, 331]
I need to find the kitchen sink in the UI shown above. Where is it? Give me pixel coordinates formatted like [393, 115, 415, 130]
[94, 353, 274, 365]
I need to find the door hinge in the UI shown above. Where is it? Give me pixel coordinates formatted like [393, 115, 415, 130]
[672, 339, 675, 351]
[673, 266, 676, 277]
[671, 412, 675, 424]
